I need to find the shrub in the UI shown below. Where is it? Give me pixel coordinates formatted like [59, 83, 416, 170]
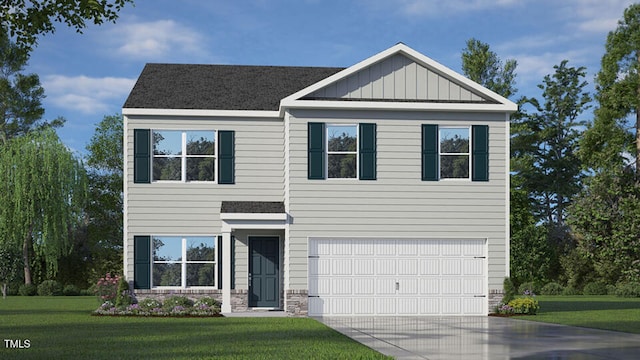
[503, 277, 516, 304]
[63, 284, 81, 296]
[518, 282, 538, 295]
[615, 282, 640, 298]
[95, 273, 119, 303]
[80, 289, 93, 296]
[163, 295, 194, 311]
[138, 298, 163, 311]
[607, 284, 617, 295]
[37, 280, 63, 296]
[562, 287, 581, 296]
[18, 284, 37, 296]
[507, 297, 539, 315]
[583, 281, 608, 295]
[115, 277, 134, 308]
[541, 282, 564, 295]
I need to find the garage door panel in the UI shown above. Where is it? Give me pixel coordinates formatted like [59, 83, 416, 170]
[308, 238, 487, 316]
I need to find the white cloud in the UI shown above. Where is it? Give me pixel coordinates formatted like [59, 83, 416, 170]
[393, 0, 519, 16]
[559, 0, 634, 34]
[43, 75, 137, 114]
[106, 19, 209, 61]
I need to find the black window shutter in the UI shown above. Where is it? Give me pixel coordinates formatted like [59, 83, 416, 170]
[359, 123, 376, 180]
[134, 129, 151, 184]
[421, 124, 438, 181]
[308, 122, 325, 180]
[472, 125, 489, 181]
[218, 131, 235, 184]
[217, 236, 223, 290]
[133, 236, 151, 289]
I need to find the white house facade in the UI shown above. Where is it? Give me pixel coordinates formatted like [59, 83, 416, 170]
[122, 43, 517, 316]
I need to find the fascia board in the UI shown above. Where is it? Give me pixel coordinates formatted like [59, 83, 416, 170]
[122, 108, 281, 119]
[280, 99, 518, 113]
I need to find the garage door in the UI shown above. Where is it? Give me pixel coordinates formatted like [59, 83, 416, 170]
[308, 238, 487, 316]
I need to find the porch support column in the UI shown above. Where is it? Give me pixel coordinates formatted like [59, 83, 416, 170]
[221, 229, 232, 313]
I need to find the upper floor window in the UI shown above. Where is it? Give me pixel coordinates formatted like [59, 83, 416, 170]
[327, 125, 357, 179]
[153, 130, 215, 182]
[439, 127, 470, 179]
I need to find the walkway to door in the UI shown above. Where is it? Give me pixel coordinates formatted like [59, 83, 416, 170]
[318, 316, 640, 359]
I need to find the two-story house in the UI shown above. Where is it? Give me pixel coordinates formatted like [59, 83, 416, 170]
[122, 43, 517, 316]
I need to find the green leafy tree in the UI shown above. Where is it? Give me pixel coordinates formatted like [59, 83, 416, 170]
[0, 128, 87, 285]
[461, 38, 518, 98]
[1, 0, 134, 55]
[0, 29, 63, 145]
[0, 244, 20, 298]
[82, 115, 124, 282]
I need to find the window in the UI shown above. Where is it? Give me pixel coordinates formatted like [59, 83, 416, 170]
[152, 130, 215, 182]
[327, 125, 357, 178]
[152, 236, 216, 287]
[439, 127, 470, 179]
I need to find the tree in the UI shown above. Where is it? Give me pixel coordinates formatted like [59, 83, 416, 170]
[515, 60, 590, 228]
[83, 114, 123, 282]
[0, 29, 63, 145]
[1, 0, 134, 55]
[0, 128, 87, 285]
[461, 38, 518, 98]
[592, 3, 640, 173]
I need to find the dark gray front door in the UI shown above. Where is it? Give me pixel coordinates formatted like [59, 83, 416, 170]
[249, 236, 279, 307]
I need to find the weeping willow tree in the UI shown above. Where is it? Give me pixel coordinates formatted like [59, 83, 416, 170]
[0, 128, 87, 285]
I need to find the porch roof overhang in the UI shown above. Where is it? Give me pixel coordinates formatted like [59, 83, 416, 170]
[220, 201, 287, 231]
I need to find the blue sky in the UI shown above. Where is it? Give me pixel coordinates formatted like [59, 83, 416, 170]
[23, 0, 636, 154]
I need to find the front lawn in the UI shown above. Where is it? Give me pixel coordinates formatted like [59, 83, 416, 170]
[0, 297, 390, 359]
[522, 295, 640, 333]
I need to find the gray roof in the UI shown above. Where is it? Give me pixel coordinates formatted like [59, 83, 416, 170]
[220, 201, 285, 213]
[123, 64, 344, 111]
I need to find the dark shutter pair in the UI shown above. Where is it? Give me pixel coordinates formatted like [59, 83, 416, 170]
[421, 124, 489, 181]
[307, 122, 377, 180]
[133, 129, 235, 184]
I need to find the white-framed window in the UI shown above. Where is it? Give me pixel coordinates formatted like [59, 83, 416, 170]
[152, 236, 216, 288]
[152, 130, 216, 182]
[327, 124, 358, 179]
[439, 127, 470, 179]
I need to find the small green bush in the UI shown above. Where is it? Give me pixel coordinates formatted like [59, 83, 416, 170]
[138, 298, 163, 311]
[518, 281, 538, 295]
[63, 285, 81, 296]
[163, 295, 194, 311]
[615, 282, 640, 298]
[19, 284, 37, 296]
[562, 287, 581, 296]
[37, 280, 63, 296]
[541, 282, 564, 295]
[607, 284, 617, 295]
[195, 297, 221, 309]
[80, 289, 93, 296]
[507, 297, 539, 315]
[115, 277, 134, 308]
[583, 281, 608, 295]
[503, 277, 516, 304]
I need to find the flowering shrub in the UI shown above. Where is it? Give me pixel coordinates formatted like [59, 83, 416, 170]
[93, 296, 221, 317]
[497, 304, 514, 315]
[95, 273, 119, 303]
[507, 297, 539, 315]
[523, 289, 536, 297]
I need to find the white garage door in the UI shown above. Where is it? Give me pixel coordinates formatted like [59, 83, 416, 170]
[308, 238, 487, 316]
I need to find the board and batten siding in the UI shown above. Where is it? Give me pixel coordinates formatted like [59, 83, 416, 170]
[307, 54, 488, 103]
[286, 109, 508, 291]
[124, 115, 285, 281]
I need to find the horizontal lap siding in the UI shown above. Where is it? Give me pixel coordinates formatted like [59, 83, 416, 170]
[125, 116, 285, 280]
[287, 110, 508, 291]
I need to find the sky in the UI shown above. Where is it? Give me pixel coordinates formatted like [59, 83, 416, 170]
[22, 0, 637, 155]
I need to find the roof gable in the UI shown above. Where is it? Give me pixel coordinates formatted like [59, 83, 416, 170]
[305, 53, 490, 103]
[282, 43, 517, 112]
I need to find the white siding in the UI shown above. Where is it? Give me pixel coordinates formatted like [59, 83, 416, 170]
[286, 109, 508, 293]
[124, 115, 285, 281]
[307, 54, 487, 102]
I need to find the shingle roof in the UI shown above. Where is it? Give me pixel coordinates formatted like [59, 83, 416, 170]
[123, 64, 344, 111]
[220, 201, 285, 213]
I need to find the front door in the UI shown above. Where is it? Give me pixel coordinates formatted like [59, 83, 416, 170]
[249, 236, 280, 307]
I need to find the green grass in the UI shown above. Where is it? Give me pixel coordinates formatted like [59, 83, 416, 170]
[0, 297, 390, 359]
[522, 295, 640, 333]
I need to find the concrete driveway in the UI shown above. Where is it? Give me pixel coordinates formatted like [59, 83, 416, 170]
[317, 316, 640, 359]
